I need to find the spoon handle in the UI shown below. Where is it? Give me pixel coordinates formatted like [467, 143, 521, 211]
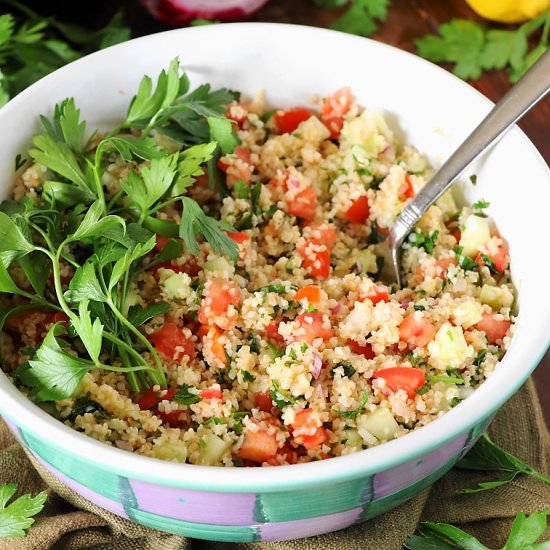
[389, 48, 550, 248]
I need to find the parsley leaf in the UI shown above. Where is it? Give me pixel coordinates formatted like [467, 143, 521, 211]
[416, 19, 485, 80]
[472, 199, 490, 210]
[173, 384, 202, 405]
[16, 325, 94, 401]
[120, 154, 179, 218]
[404, 510, 550, 550]
[455, 433, 550, 494]
[0, 483, 47, 538]
[125, 58, 183, 127]
[179, 196, 238, 260]
[28, 134, 92, 194]
[318, 0, 389, 37]
[127, 303, 170, 327]
[416, 11, 550, 83]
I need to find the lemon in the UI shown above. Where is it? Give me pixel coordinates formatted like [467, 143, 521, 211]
[465, 0, 550, 23]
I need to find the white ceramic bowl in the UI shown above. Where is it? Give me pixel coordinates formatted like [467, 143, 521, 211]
[0, 24, 549, 542]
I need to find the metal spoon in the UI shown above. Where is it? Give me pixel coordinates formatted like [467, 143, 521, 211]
[387, 49, 550, 288]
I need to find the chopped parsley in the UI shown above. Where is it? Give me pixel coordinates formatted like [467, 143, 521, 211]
[409, 229, 439, 254]
[173, 384, 202, 405]
[334, 390, 369, 419]
[335, 361, 356, 378]
[270, 382, 296, 408]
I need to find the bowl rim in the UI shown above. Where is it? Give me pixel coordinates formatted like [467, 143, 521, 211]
[0, 22, 549, 493]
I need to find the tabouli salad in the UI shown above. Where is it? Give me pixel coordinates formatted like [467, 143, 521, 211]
[0, 59, 515, 466]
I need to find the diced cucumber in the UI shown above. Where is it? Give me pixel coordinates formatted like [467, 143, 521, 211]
[204, 256, 235, 275]
[162, 272, 192, 300]
[153, 443, 187, 463]
[480, 284, 514, 311]
[452, 300, 483, 328]
[459, 214, 490, 257]
[428, 323, 473, 369]
[358, 408, 399, 441]
[199, 432, 232, 466]
[343, 429, 363, 450]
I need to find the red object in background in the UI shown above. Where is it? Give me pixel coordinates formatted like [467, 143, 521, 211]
[141, 0, 269, 25]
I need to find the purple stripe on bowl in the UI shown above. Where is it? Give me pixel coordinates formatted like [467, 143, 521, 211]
[30, 450, 129, 519]
[258, 506, 362, 542]
[373, 431, 469, 499]
[130, 478, 256, 525]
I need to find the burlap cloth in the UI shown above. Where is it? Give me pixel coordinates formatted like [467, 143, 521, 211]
[1, 378, 549, 550]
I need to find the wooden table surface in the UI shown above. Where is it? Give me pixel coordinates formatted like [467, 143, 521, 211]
[28, 0, 550, 427]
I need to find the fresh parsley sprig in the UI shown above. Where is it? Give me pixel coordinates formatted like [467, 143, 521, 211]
[0, 483, 47, 538]
[404, 509, 550, 550]
[416, 11, 550, 82]
[1, 58, 241, 400]
[455, 433, 550, 493]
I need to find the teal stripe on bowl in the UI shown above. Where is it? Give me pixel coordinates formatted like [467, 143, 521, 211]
[257, 475, 373, 522]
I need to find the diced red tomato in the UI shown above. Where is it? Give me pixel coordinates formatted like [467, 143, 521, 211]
[475, 241, 509, 274]
[253, 391, 273, 412]
[321, 88, 353, 140]
[344, 195, 370, 224]
[294, 285, 322, 304]
[265, 318, 284, 343]
[155, 235, 171, 252]
[474, 314, 512, 344]
[373, 367, 426, 399]
[363, 289, 389, 305]
[306, 223, 337, 251]
[291, 312, 333, 344]
[291, 408, 328, 450]
[226, 231, 251, 261]
[198, 279, 241, 328]
[201, 325, 229, 367]
[148, 323, 196, 361]
[403, 175, 415, 199]
[200, 388, 223, 400]
[287, 187, 317, 222]
[225, 102, 249, 127]
[49, 312, 70, 330]
[274, 107, 312, 134]
[399, 314, 437, 348]
[297, 240, 331, 280]
[217, 147, 254, 184]
[155, 409, 187, 428]
[136, 387, 176, 410]
[266, 444, 299, 466]
[236, 430, 279, 463]
[346, 339, 375, 359]
[225, 231, 250, 245]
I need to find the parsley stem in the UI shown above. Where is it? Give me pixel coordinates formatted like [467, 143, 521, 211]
[105, 297, 166, 386]
[35, 247, 76, 323]
[88, 155, 106, 215]
[145, 196, 182, 219]
[102, 332, 163, 386]
[106, 189, 124, 212]
[119, 348, 139, 393]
